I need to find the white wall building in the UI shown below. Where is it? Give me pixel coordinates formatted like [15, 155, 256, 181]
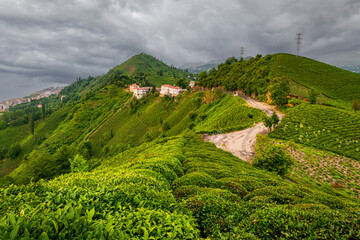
[133, 87, 148, 99]
[160, 85, 187, 97]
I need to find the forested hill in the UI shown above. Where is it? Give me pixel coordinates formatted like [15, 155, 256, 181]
[111, 53, 194, 86]
[60, 53, 193, 104]
[197, 53, 360, 108]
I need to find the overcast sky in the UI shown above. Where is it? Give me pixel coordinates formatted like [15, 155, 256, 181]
[1, 0, 360, 101]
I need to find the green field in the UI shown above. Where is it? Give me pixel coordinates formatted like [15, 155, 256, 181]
[1, 135, 359, 239]
[270, 103, 360, 160]
[271, 53, 360, 107]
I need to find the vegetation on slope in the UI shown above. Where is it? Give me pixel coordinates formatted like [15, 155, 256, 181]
[198, 53, 360, 109]
[260, 137, 360, 198]
[1, 135, 359, 239]
[4, 86, 131, 185]
[270, 103, 360, 161]
[271, 53, 360, 107]
[89, 90, 265, 157]
[112, 53, 195, 86]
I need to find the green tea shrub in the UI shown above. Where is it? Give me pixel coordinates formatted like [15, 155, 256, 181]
[253, 143, 293, 176]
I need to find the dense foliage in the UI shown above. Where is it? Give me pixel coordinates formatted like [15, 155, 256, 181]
[270, 103, 360, 160]
[112, 53, 195, 86]
[1, 136, 359, 239]
[253, 135, 294, 176]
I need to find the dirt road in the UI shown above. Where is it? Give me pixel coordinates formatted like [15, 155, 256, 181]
[202, 94, 283, 162]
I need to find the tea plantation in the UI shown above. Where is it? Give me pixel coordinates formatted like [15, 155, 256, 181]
[1, 135, 360, 239]
[270, 103, 360, 160]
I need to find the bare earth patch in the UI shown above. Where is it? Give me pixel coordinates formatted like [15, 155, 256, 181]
[287, 144, 360, 198]
[203, 94, 283, 162]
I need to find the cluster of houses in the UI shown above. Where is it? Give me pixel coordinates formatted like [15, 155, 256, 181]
[0, 87, 64, 114]
[129, 81, 195, 99]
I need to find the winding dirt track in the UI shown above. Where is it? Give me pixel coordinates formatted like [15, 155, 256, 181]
[202, 94, 284, 162]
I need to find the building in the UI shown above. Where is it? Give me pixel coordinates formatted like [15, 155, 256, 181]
[133, 88, 148, 99]
[189, 81, 195, 88]
[129, 84, 140, 92]
[160, 85, 187, 97]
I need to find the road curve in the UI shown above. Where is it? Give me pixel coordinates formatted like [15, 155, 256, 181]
[202, 94, 283, 162]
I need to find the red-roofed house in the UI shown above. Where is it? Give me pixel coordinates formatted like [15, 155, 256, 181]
[129, 84, 140, 92]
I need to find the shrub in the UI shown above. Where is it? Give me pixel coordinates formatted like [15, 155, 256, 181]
[70, 154, 89, 172]
[253, 143, 293, 176]
[7, 143, 21, 159]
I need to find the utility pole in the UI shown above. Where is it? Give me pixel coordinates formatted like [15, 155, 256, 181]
[296, 33, 302, 57]
[240, 47, 244, 60]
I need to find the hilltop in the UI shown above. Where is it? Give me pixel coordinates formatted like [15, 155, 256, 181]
[111, 53, 194, 86]
[59, 53, 194, 104]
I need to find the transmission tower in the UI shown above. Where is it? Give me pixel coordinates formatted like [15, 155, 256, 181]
[296, 33, 302, 57]
[240, 47, 244, 59]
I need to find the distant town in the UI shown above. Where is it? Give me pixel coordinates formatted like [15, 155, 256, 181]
[0, 87, 64, 113]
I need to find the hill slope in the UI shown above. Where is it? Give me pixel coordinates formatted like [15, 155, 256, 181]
[271, 53, 360, 107]
[112, 53, 193, 86]
[198, 53, 360, 108]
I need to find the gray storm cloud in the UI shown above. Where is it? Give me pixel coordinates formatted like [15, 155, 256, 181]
[0, 0, 360, 100]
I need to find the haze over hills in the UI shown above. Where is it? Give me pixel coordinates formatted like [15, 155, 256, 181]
[0, 53, 360, 239]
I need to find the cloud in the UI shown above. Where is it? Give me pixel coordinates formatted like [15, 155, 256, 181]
[0, 0, 359, 100]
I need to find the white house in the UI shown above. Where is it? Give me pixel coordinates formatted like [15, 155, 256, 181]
[133, 87, 148, 99]
[189, 81, 195, 88]
[160, 85, 187, 97]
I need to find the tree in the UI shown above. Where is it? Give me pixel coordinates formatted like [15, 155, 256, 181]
[0, 146, 6, 159]
[263, 115, 273, 132]
[41, 102, 46, 120]
[271, 79, 290, 107]
[271, 112, 280, 127]
[28, 112, 34, 135]
[253, 136, 294, 176]
[151, 85, 156, 94]
[352, 99, 360, 113]
[308, 89, 318, 104]
[8, 143, 21, 159]
[176, 78, 188, 89]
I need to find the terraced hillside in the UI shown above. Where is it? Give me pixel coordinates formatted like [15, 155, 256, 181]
[1, 136, 359, 239]
[89, 90, 265, 156]
[198, 53, 360, 108]
[271, 53, 360, 105]
[270, 103, 360, 160]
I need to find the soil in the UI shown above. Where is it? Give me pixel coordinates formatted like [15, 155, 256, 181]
[203, 94, 283, 162]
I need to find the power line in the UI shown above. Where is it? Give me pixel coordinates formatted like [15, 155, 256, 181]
[240, 47, 244, 59]
[296, 33, 302, 57]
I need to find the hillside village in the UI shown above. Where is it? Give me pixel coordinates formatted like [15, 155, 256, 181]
[0, 87, 63, 114]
